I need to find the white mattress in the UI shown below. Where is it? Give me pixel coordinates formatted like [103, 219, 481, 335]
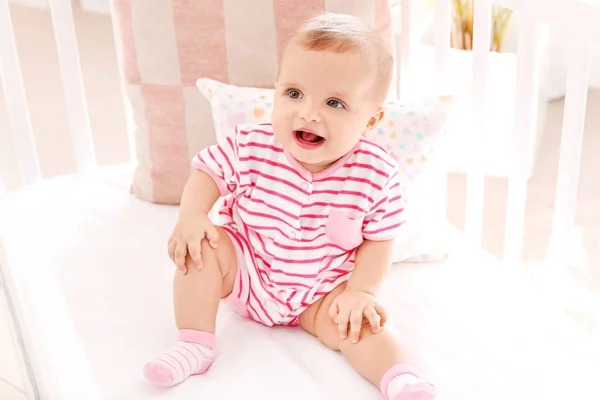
[1, 164, 599, 400]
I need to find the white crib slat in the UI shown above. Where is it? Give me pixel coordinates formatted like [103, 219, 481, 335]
[433, 0, 451, 218]
[0, 250, 40, 400]
[465, 0, 492, 244]
[434, 0, 451, 94]
[49, 0, 96, 171]
[503, 21, 544, 262]
[0, 0, 42, 185]
[547, 38, 592, 269]
[108, 1, 137, 164]
[397, 0, 413, 101]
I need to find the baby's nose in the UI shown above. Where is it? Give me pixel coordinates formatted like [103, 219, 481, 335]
[299, 104, 320, 122]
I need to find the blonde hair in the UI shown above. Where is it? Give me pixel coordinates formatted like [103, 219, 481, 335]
[294, 13, 393, 105]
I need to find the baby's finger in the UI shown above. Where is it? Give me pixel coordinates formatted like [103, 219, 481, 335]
[337, 309, 349, 340]
[374, 304, 388, 326]
[188, 240, 203, 269]
[205, 225, 220, 248]
[349, 307, 364, 343]
[167, 238, 177, 262]
[364, 306, 381, 333]
[328, 298, 340, 323]
[174, 242, 188, 274]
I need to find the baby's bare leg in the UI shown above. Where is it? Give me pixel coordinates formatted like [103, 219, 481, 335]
[144, 226, 237, 387]
[299, 283, 402, 384]
[299, 282, 435, 399]
[174, 226, 238, 333]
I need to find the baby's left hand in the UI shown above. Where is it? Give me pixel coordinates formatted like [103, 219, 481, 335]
[329, 288, 387, 343]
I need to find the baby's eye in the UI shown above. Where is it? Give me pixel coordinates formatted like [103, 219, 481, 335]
[287, 89, 302, 99]
[326, 99, 345, 109]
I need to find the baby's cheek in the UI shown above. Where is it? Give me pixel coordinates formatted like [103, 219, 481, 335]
[271, 118, 285, 136]
[333, 131, 363, 151]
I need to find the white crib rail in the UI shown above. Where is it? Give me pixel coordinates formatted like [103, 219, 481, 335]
[503, 20, 547, 263]
[548, 39, 593, 272]
[0, 240, 40, 399]
[0, 0, 95, 194]
[465, 0, 492, 244]
[0, 1, 98, 396]
[433, 0, 452, 218]
[397, 0, 413, 101]
[396, 0, 599, 269]
[396, 0, 453, 219]
[434, 0, 451, 94]
[497, 0, 598, 270]
[49, 0, 96, 171]
[0, 0, 41, 188]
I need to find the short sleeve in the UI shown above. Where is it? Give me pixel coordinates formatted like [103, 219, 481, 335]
[192, 127, 239, 196]
[362, 171, 405, 241]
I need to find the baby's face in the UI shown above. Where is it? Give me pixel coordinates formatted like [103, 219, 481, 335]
[272, 42, 383, 173]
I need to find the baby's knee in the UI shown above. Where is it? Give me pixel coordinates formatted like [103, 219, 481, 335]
[315, 325, 342, 351]
[200, 237, 217, 257]
[183, 238, 219, 272]
[314, 317, 383, 351]
[190, 236, 236, 280]
[338, 323, 383, 352]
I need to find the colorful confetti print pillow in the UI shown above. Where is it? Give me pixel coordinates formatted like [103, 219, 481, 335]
[197, 79, 275, 142]
[371, 97, 452, 263]
[196, 78, 452, 263]
[371, 97, 449, 180]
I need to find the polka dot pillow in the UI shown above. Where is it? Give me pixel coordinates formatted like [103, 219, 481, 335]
[196, 78, 452, 263]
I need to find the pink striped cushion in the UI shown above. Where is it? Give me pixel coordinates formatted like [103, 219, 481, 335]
[111, 0, 394, 204]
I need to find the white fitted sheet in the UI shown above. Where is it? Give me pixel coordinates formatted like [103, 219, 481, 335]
[1, 164, 599, 400]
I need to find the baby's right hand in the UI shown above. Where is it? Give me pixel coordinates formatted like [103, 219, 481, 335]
[167, 212, 220, 274]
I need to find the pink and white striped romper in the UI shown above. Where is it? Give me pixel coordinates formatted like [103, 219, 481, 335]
[193, 123, 404, 327]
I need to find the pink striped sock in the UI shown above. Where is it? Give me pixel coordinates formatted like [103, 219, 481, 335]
[380, 364, 436, 400]
[143, 329, 215, 387]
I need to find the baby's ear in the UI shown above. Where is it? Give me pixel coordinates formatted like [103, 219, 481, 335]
[365, 108, 385, 133]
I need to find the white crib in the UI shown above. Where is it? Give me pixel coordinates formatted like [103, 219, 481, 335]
[1, 0, 600, 399]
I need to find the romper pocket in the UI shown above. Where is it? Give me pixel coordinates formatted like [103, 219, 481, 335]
[325, 210, 364, 251]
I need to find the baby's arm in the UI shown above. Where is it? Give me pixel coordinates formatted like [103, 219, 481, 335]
[169, 128, 240, 270]
[168, 170, 222, 271]
[346, 239, 394, 296]
[179, 170, 220, 217]
[330, 239, 393, 342]
[329, 170, 403, 341]
[348, 167, 404, 295]
[351, 168, 404, 295]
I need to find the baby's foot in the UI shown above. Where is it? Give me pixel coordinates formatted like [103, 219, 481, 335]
[143, 329, 215, 387]
[386, 374, 435, 400]
[381, 365, 436, 400]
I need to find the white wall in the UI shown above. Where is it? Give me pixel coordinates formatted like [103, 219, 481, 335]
[8, 0, 109, 14]
[78, 0, 109, 14]
[8, 0, 48, 8]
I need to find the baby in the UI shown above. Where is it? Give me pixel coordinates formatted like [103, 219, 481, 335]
[143, 13, 436, 400]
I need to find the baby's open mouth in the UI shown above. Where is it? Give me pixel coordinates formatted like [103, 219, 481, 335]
[293, 130, 325, 149]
